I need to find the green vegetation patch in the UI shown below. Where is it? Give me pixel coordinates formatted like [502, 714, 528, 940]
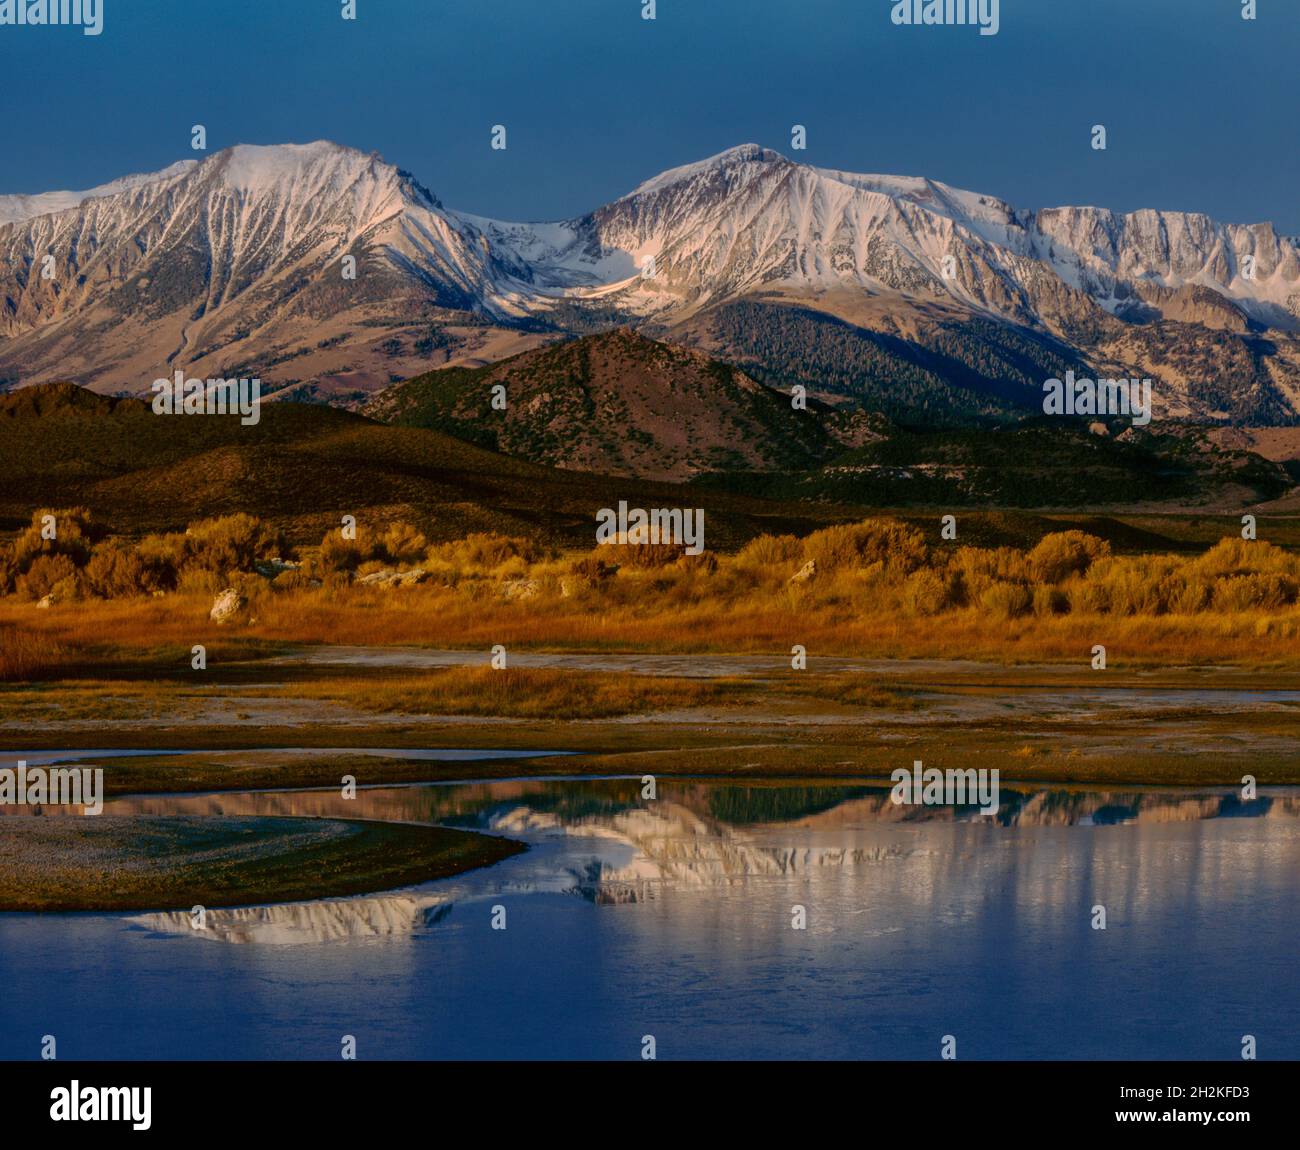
[0, 815, 525, 911]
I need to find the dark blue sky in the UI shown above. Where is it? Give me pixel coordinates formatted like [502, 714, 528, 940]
[2, 0, 1297, 230]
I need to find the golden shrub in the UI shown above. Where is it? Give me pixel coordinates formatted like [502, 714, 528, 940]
[801, 518, 927, 574]
[980, 581, 1032, 619]
[903, 569, 949, 616]
[1028, 531, 1111, 583]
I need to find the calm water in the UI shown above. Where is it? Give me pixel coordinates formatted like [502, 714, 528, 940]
[1, 776, 1297, 1060]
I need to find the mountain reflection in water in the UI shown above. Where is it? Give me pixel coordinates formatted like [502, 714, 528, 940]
[119, 778, 1299, 945]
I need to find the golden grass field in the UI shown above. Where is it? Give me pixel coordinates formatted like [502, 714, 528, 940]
[2, 511, 1298, 799]
[3, 511, 1300, 675]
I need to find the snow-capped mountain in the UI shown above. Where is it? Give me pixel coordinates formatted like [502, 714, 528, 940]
[0, 142, 544, 397]
[468, 142, 1300, 331]
[0, 142, 502, 313]
[2, 140, 1299, 420]
[0, 160, 198, 229]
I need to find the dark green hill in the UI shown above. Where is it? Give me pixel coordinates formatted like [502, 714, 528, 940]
[1, 383, 1291, 554]
[692, 419, 1292, 509]
[363, 328, 873, 481]
[0, 383, 852, 546]
[700, 299, 1078, 424]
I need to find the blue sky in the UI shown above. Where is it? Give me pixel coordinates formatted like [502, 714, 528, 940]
[1, 0, 1297, 230]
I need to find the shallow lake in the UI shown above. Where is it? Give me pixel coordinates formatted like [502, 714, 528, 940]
[2, 774, 1297, 1060]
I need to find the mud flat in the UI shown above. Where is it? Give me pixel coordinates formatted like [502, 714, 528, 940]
[4, 651, 1298, 788]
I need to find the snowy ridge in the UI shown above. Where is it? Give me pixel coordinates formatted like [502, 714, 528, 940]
[0, 160, 197, 227]
[2, 140, 1299, 411]
[3, 139, 1297, 329]
[487, 145, 1300, 329]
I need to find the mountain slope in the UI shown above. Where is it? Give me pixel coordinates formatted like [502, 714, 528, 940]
[481, 144, 1300, 422]
[695, 419, 1292, 510]
[0, 381, 574, 540]
[0, 160, 198, 228]
[0, 382, 870, 545]
[483, 143, 1300, 332]
[364, 328, 880, 480]
[3, 141, 1300, 423]
[3, 383, 1284, 537]
[0, 143, 546, 397]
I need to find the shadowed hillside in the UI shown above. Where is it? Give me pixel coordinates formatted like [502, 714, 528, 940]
[0, 382, 854, 546]
[364, 328, 878, 480]
[2, 384, 1293, 552]
[362, 328, 1292, 509]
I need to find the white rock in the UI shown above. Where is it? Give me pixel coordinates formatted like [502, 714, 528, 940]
[210, 588, 247, 623]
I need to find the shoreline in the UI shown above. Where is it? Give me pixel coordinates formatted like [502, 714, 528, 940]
[0, 815, 526, 914]
[6, 768, 1289, 914]
[5, 640, 1299, 793]
[1, 736, 1295, 791]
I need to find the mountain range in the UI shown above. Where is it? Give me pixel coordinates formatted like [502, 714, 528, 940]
[3, 140, 1300, 426]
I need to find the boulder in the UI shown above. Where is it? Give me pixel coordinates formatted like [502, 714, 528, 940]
[209, 588, 247, 624]
[356, 567, 427, 588]
[501, 577, 541, 600]
[254, 557, 300, 579]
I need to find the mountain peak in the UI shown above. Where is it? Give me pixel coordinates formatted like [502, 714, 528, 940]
[626, 143, 788, 198]
[709, 143, 785, 165]
[211, 140, 387, 192]
[0, 380, 130, 419]
[3, 143, 1300, 423]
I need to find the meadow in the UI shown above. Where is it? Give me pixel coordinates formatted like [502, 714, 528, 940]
[2, 508, 1299, 679]
[2, 506, 1297, 913]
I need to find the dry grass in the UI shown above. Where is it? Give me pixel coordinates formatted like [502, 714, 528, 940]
[3, 519, 1300, 678]
[0, 666, 743, 725]
[0, 624, 76, 679]
[293, 666, 740, 718]
[4, 581, 1300, 677]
